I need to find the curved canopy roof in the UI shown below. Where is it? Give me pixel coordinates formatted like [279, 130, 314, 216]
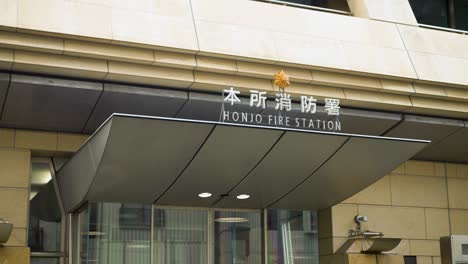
[57, 114, 428, 212]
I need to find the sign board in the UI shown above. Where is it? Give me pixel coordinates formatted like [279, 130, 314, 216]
[220, 87, 342, 132]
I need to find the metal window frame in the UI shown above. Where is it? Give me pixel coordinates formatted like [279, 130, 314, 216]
[150, 206, 264, 264]
[68, 202, 90, 264]
[414, 0, 468, 34]
[30, 252, 63, 264]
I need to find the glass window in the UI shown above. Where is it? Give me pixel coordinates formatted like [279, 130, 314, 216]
[454, 0, 468, 31]
[153, 208, 208, 264]
[267, 209, 319, 264]
[279, 0, 349, 12]
[28, 161, 62, 252]
[409, 0, 449, 28]
[214, 210, 263, 264]
[79, 202, 151, 264]
[74, 206, 321, 264]
[404, 256, 417, 264]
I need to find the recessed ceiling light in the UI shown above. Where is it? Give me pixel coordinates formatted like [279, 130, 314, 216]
[237, 194, 250, 200]
[198, 192, 212, 198]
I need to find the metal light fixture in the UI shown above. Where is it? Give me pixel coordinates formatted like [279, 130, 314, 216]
[126, 243, 150, 249]
[355, 215, 368, 223]
[0, 218, 13, 244]
[214, 217, 249, 223]
[198, 192, 212, 198]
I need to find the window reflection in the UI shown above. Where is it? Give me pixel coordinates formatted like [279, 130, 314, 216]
[153, 208, 208, 264]
[28, 162, 62, 252]
[214, 211, 263, 264]
[454, 0, 468, 31]
[409, 0, 449, 28]
[75, 206, 320, 264]
[79, 203, 151, 264]
[267, 210, 319, 264]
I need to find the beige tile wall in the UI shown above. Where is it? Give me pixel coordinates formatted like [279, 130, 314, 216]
[0, 148, 29, 247]
[0, 247, 29, 264]
[0, 128, 88, 264]
[2, 0, 468, 88]
[322, 160, 468, 264]
[2, 30, 468, 119]
[0, 129, 466, 264]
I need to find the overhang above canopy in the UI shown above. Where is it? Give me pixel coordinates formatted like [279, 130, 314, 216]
[56, 114, 428, 213]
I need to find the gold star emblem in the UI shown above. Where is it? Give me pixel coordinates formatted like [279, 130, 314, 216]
[273, 70, 290, 90]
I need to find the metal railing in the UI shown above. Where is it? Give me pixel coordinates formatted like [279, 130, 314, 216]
[253, 0, 468, 36]
[31, 252, 66, 258]
[419, 23, 468, 35]
[252, 0, 351, 15]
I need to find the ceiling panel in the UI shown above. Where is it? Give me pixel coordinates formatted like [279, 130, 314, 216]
[338, 108, 401, 135]
[84, 83, 187, 133]
[271, 137, 427, 210]
[177, 92, 262, 122]
[214, 131, 347, 209]
[57, 115, 428, 212]
[416, 122, 468, 163]
[86, 116, 215, 203]
[0, 73, 9, 116]
[385, 114, 464, 143]
[0, 74, 102, 132]
[155, 125, 283, 207]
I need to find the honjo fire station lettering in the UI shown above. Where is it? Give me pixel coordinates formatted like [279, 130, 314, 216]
[221, 87, 342, 131]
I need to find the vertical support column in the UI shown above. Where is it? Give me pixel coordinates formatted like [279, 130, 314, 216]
[150, 205, 154, 264]
[448, 0, 456, 28]
[0, 142, 31, 264]
[347, 0, 418, 25]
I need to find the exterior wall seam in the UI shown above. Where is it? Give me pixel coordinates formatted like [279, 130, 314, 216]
[188, 0, 201, 51]
[80, 84, 104, 133]
[0, 186, 29, 190]
[0, 71, 11, 118]
[424, 208, 429, 239]
[446, 162, 453, 235]
[417, 126, 466, 155]
[396, 24, 420, 80]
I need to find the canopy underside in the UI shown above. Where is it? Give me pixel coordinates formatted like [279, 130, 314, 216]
[57, 114, 428, 213]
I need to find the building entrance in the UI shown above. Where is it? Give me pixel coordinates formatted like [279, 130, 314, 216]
[73, 203, 319, 264]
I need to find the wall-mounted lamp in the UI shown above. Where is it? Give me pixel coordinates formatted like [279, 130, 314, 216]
[0, 218, 13, 244]
[349, 215, 384, 238]
[355, 215, 368, 224]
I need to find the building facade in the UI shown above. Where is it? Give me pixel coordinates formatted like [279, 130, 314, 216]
[0, 0, 467, 264]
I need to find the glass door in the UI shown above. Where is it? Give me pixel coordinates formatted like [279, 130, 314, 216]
[72, 206, 319, 264]
[153, 207, 208, 264]
[213, 210, 263, 264]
